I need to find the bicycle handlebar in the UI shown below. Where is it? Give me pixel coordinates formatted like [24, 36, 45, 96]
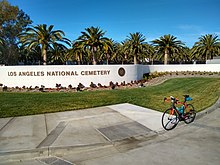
[164, 96, 178, 102]
[164, 95, 191, 105]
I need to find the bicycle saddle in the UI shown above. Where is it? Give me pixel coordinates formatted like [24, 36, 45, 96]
[183, 95, 189, 98]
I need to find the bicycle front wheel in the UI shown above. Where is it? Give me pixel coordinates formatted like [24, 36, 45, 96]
[162, 108, 179, 130]
[184, 104, 196, 124]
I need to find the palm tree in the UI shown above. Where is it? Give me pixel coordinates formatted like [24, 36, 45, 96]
[191, 34, 220, 61]
[48, 43, 68, 65]
[77, 26, 110, 65]
[125, 32, 148, 64]
[19, 24, 70, 65]
[121, 40, 132, 64]
[19, 45, 41, 65]
[152, 34, 184, 64]
[100, 39, 114, 64]
[178, 46, 192, 63]
[67, 41, 85, 65]
[111, 42, 125, 64]
[147, 44, 157, 65]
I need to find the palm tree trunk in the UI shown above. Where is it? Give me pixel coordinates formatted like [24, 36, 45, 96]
[164, 49, 168, 65]
[77, 56, 81, 65]
[106, 54, 109, 65]
[42, 48, 47, 65]
[125, 54, 127, 64]
[92, 47, 97, 65]
[134, 54, 137, 64]
[92, 55, 96, 65]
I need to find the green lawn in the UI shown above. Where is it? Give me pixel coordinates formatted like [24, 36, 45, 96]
[0, 77, 220, 118]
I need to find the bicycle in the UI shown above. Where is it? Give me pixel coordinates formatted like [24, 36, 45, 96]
[161, 95, 196, 131]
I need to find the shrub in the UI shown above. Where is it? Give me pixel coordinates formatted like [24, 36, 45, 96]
[98, 83, 103, 88]
[78, 83, 85, 88]
[90, 82, 97, 88]
[39, 88, 44, 92]
[56, 83, 61, 88]
[3, 86, 7, 92]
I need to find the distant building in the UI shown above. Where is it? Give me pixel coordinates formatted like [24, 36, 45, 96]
[206, 56, 220, 64]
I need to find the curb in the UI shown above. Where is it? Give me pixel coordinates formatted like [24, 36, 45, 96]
[196, 97, 220, 119]
[0, 147, 48, 163]
[0, 143, 110, 163]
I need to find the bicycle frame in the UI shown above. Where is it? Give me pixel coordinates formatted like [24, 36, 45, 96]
[169, 102, 181, 119]
[166, 96, 192, 119]
[177, 100, 192, 115]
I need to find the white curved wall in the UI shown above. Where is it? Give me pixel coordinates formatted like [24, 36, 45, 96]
[0, 65, 139, 88]
[0, 64, 219, 88]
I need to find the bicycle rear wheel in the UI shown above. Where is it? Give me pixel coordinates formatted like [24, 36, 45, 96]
[184, 104, 196, 124]
[162, 108, 179, 130]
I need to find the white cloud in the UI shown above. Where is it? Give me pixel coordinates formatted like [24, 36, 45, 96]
[177, 24, 202, 32]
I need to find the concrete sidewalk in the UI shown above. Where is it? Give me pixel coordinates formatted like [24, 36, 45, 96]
[0, 103, 163, 163]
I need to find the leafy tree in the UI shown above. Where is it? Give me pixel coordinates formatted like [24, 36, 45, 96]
[191, 34, 220, 61]
[152, 34, 185, 64]
[19, 24, 70, 65]
[0, 0, 32, 65]
[125, 32, 148, 64]
[0, 0, 18, 30]
[77, 26, 110, 65]
[0, 37, 3, 64]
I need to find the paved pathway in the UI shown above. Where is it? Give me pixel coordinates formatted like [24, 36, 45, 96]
[0, 103, 163, 164]
[0, 99, 219, 165]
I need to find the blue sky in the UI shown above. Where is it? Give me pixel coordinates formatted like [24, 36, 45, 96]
[9, 0, 220, 48]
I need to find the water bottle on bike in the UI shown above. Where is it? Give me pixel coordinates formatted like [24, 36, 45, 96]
[177, 105, 184, 116]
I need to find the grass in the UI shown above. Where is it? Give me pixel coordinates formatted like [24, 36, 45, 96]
[0, 77, 220, 118]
